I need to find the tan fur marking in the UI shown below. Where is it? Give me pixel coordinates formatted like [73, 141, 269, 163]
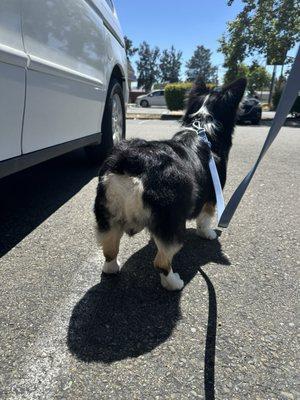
[154, 251, 171, 276]
[100, 227, 123, 262]
[202, 202, 215, 216]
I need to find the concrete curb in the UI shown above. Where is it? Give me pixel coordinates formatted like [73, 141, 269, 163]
[126, 113, 276, 122]
[126, 113, 165, 120]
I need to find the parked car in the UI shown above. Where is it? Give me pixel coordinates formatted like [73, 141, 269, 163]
[136, 90, 166, 107]
[237, 92, 262, 124]
[0, 0, 128, 179]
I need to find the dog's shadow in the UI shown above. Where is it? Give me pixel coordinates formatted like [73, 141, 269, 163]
[67, 228, 229, 367]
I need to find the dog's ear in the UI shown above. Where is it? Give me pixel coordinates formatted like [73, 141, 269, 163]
[190, 75, 210, 97]
[183, 75, 210, 123]
[221, 78, 247, 107]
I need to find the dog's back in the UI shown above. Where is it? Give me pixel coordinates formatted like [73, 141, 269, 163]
[94, 77, 247, 290]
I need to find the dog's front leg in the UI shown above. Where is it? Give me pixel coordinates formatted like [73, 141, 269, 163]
[196, 202, 217, 240]
[153, 238, 184, 291]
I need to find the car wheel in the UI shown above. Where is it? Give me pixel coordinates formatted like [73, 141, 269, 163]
[85, 79, 125, 164]
[140, 99, 149, 108]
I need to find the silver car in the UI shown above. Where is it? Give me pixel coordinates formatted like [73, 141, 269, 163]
[136, 90, 166, 107]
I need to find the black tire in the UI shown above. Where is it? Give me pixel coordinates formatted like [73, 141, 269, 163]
[85, 79, 125, 165]
[140, 99, 149, 108]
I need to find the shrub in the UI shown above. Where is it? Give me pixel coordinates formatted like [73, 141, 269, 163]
[164, 82, 192, 110]
[165, 82, 217, 111]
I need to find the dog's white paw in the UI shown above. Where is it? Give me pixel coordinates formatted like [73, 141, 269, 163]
[102, 258, 120, 274]
[196, 228, 217, 240]
[160, 271, 184, 291]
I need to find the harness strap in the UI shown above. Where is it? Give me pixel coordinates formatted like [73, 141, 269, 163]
[192, 121, 225, 223]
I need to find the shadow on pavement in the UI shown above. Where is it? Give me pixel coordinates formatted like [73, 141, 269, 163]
[199, 268, 217, 400]
[68, 229, 230, 397]
[0, 149, 98, 257]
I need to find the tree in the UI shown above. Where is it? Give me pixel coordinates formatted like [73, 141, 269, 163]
[159, 46, 182, 83]
[136, 42, 160, 91]
[220, 0, 300, 83]
[124, 36, 138, 89]
[224, 62, 271, 93]
[186, 45, 218, 83]
[247, 62, 271, 94]
[124, 36, 138, 59]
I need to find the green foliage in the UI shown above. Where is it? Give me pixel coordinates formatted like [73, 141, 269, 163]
[152, 82, 168, 90]
[136, 41, 160, 92]
[247, 62, 271, 93]
[159, 46, 183, 83]
[124, 36, 138, 59]
[224, 63, 249, 84]
[220, 0, 300, 80]
[165, 82, 217, 111]
[224, 62, 271, 91]
[186, 45, 218, 83]
[164, 82, 192, 111]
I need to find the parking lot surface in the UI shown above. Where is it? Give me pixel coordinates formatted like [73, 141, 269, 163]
[0, 120, 299, 400]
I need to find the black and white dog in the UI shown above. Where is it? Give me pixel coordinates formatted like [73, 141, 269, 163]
[94, 77, 247, 290]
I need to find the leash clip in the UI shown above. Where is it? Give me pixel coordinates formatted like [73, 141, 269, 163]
[192, 120, 211, 148]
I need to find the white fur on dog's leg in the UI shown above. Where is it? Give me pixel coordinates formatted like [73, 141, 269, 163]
[196, 227, 217, 240]
[102, 258, 120, 274]
[160, 269, 184, 291]
[196, 208, 217, 240]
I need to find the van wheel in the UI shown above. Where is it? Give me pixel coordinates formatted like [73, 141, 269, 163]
[85, 79, 125, 164]
[140, 99, 149, 108]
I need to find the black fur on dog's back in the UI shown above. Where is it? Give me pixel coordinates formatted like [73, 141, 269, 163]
[95, 77, 247, 245]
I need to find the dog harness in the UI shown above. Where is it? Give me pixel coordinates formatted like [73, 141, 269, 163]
[190, 120, 225, 224]
[189, 47, 300, 228]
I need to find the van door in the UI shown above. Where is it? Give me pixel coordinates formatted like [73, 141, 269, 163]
[21, 0, 108, 153]
[0, 0, 27, 161]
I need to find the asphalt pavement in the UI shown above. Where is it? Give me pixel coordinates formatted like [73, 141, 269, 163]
[0, 120, 299, 400]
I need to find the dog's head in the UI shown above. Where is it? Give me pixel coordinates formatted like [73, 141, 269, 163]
[183, 76, 247, 142]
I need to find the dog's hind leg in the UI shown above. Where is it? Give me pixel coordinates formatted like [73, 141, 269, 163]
[153, 237, 184, 291]
[196, 202, 217, 240]
[97, 225, 123, 274]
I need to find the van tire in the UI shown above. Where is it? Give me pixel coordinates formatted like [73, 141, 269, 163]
[85, 79, 125, 165]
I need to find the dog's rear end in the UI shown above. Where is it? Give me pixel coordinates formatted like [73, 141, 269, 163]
[94, 76, 246, 290]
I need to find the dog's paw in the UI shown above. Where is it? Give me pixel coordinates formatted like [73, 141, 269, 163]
[160, 271, 184, 291]
[196, 228, 217, 240]
[102, 258, 120, 274]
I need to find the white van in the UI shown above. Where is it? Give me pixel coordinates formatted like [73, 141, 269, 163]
[0, 0, 128, 178]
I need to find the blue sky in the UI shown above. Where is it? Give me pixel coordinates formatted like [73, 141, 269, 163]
[114, 0, 244, 81]
[114, 0, 298, 82]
